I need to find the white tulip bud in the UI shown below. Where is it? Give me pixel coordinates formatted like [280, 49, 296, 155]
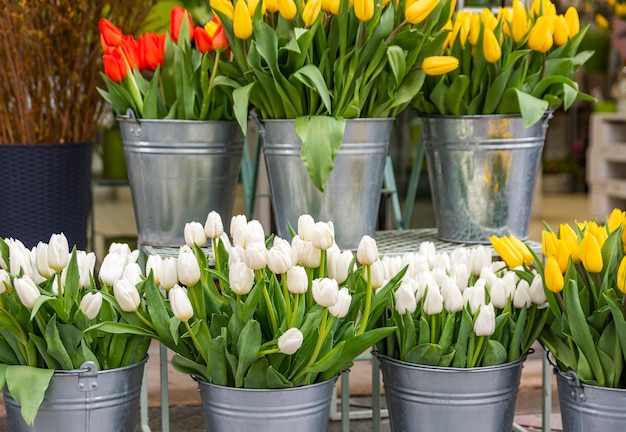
[479, 266, 498, 288]
[297, 214, 316, 242]
[463, 282, 486, 315]
[170, 285, 194, 322]
[433, 252, 451, 272]
[418, 241, 437, 269]
[469, 246, 492, 276]
[0, 269, 10, 294]
[296, 238, 321, 268]
[272, 237, 292, 256]
[160, 257, 179, 291]
[277, 327, 304, 355]
[245, 220, 266, 246]
[474, 303, 496, 337]
[204, 211, 224, 239]
[416, 271, 435, 302]
[99, 251, 126, 286]
[431, 267, 447, 287]
[109, 243, 132, 264]
[381, 255, 402, 281]
[311, 222, 334, 250]
[451, 263, 470, 292]
[245, 242, 267, 271]
[394, 280, 417, 315]
[230, 214, 248, 238]
[502, 272, 518, 299]
[286, 265, 308, 294]
[77, 251, 96, 289]
[9, 239, 33, 279]
[35, 242, 54, 279]
[228, 244, 245, 267]
[513, 279, 532, 308]
[51, 273, 65, 295]
[441, 277, 464, 312]
[423, 284, 444, 315]
[14, 275, 40, 308]
[357, 235, 378, 266]
[266, 245, 292, 275]
[327, 248, 353, 284]
[80, 292, 102, 320]
[184, 222, 207, 247]
[146, 254, 163, 284]
[178, 246, 201, 286]
[489, 277, 510, 309]
[367, 260, 385, 290]
[312, 278, 339, 307]
[47, 233, 70, 273]
[123, 262, 143, 287]
[328, 287, 351, 318]
[529, 274, 547, 307]
[450, 247, 471, 270]
[229, 261, 255, 295]
[113, 278, 141, 312]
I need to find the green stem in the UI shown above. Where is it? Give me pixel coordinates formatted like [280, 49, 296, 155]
[206, 51, 221, 111]
[290, 294, 300, 328]
[471, 336, 485, 368]
[319, 249, 327, 279]
[258, 348, 280, 357]
[134, 310, 156, 331]
[263, 285, 278, 334]
[431, 313, 437, 344]
[385, 19, 408, 45]
[293, 308, 331, 384]
[282, 275, 292, 326]
[357, 265, 372, 335]
[185, 321, 208, 364]
[212, 237, 221, 274]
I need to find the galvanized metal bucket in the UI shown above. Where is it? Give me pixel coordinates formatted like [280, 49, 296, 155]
[556, 367, 626, 431]
[3, 359, 146, 432]
[118, 114, 244, 248]
[197, 377, 336, 432]
[376, 353, 525, 432]
[420, 114, 550, 243]
[261, 118, 393, 250]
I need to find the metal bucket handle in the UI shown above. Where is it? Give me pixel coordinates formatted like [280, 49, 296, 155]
[122, 109, 143, 138]
[251, 111, 266, 142]
[76, 361, 100, 393]
[546, 351, 586, 402]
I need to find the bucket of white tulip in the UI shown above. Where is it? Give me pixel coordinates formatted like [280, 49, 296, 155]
[372, 238, 549, 432]
[93, 212, 405, 432]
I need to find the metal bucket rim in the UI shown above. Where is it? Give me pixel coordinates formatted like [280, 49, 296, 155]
[52, 356, 148, 377]
[116, 116, 239, 127]
[416, 111, 554, 121]
[195, 375, 337, 393]
[259, 117, 395, 125]
[374, 351, 527, 373]
[554, 365, 626, 394]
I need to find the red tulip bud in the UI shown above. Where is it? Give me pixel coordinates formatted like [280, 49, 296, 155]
[170, 6, 194, 43]
[99, 19, 124, 49]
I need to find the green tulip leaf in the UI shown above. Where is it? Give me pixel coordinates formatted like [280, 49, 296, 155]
[235, 320, 262, 387]
[482, 340, 507, 367]
[243, 357, 270, 388]
[513, 89, 549, 128]
[294, 65, 332, 114]
[452, 307, 473, 368]
[44, 317, 73, 370]
[405, 343, 442, 366]
[5, 365, 54, 426]
[267, 366, 293, 388]
[445, 75, 470, 115]
[171, 353, 210, 383]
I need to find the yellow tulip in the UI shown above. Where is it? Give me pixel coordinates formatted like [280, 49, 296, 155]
[586, 221, 607, 249]
[405, 0, 418, 10]
[247, 0, 266, 16]
[544, 256, 564, 293]
[421, 56, 459, 76]
[405, 0, 439, 25]
[595, 14, 610, 30]
[542, 230, 558, 257]
[512, 5, 529, 43]
[553, 15, 569, 46]
[508, 235, 533, 266]
[497, 7, 513, 36]
[234, 0, 253, 39]
[559, 223, 581, 263]
[555, 239, 571, 274]
[321, 0, 339, 14]
[211, 0, 235, 21]
[564, 6, 579, 37]
[302, 0, 322, 26]
[266, 0, 279, 12]
[530, 0, 555, 18]
[607, 208, 625, 233]
[580, 233, 603, 273]
[617, 4, 626, 19]
[483, 27, 501, 63]
[618, 256, 626, 294]
[481, 8, 497, 31]
[469, 13, 481, 46]
[277, 0, 297, 19]
[354, 0, 375, 22]
[527, 17, 553, 53]
[490, 235, 524, 268]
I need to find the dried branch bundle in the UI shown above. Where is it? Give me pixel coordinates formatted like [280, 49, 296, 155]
[0, 0, 155, 144]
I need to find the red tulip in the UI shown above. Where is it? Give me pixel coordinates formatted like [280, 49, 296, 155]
[170, 6, 194, 43]
[99, 19, 124, 49]
[103, 48, 126, 83]
[194, 26, 213, 53]
[205, 18, 229, 51]
[119, 36, 139, 71]
[139, 32, 165, 71]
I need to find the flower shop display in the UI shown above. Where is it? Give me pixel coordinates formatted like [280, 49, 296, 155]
[413, 0, 595, 243]
[373, 237, 548, 431]
[93, 211, 402, 431]
[0, 234, 151, 431]
[0, 1, 153, 249]
[507, 208, 626, 430]
[98, 7, 245, 248]
[209, 0, 456, 249]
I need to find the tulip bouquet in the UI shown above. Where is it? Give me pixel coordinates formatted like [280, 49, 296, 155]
[375, 238, 548, 368]
[506, 209, 626, 388]
[413, 0, 596, 127]
[94, 211, 402, 388]
[209, 0, 456, 190]
[0, 235, 150, 425]
[98, 6, 245, 122]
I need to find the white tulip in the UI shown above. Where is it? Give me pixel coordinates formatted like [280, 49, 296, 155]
[367, 260, 385, 290]
[160, 257, 179, 291]
[77, 251, 96, 289]
[418, 241, 437, 269]
[146, 254, 163, 284]
[123, 262, 143, 287]
[423, 284, 444, 315]
[474, 303, 496, 337]
[327, 248, 353, 284]
[513, 279, 532, 308]
[278, 327, 304, 355]
[14, 275, 40, 308]
[416, 272, 435, 302]
[463, 282, 486, 315]
[382, 256, 403, 281]
[441, 277, 464, 312]
[35, 242, 54, 279]
[297, 214, 316, 242]
[266, 245, 292, 274]
[311, 222, 334, 250]
[47, 233, 70, 273]
[245, 242, 267, 271]
[99, 251, 126, 286]
[230, 214, 248, 239]
[109, 243, 132, 264]
[431, 267, 447, 287]
[357, 235, 378, 266]
[286, 265, 308, 294]
[204, 211, 224, 239]
[450, 247, 471, 270]
[9, 239, 33, 279]
[170, 285, 194, 322]
[113, 278, 141, 312]
[312, 278, 339, 307]
[451, 263, 470, 292]
[479, 266, 498, 288]
[502, 271, 518, 299]
[178, 246, 201, 286]
[433, 252, 451, 272]
[0, 269, 10, 294]
[228, 244, 245, 267]
[295, 238, 321, 268]
[80, 292, 102, 319]
[394, 280, 417, 315]
[184, 222, 207, 247]
[245, 220, 266, 246]
[51, 273, 65, 295]
[469, 246, 492, 276]
[328, 288, 351, 318]
[229, 261, 255, 295]
[491, 260, 508, 275]
[272, 237, 292, 257]
[529, 274, 547, 307]
[489, 277, 509, 309]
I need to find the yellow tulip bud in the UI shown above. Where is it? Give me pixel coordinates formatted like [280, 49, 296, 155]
[527, 16, 553, 53]
[580, 233, 603, 273]
[247, 0, 266, 15]
[277, 0, 297, 19]
[321, 0, 339, 14]
[265, 0, 279, 12]
[234, 0, 253, 39]
[512, 2, 529, 43]
[564, 7, 580, 37]
[607, 208, 625, 233]
[211, 0, 235, 21]
[422, 56, 459, 76]
[469, 13, 481, 46]
[490, 235, 523, 268]
[595, 14, 609, 30]
[405, 0, 439, 25]
[508, 235, 533, 266]
[530, 0, 555, 18]
[553, 15, 569, 46]
[483, 27, 501, 63]
[559, 223, 580, 263]
[481, 8, 497, 31]
[617, 4, 626, 19]
[618, 256, 626, 294]
[587, 221, 607, 249]
[544, 256, 564, 293]
[497, 7, 513, 36]
[354, 0, 375, 22]
[542, 230, 558, 257]
[555, 239, 571, 274]
[302, 0, 322, 26]
[405, 0, 418, 10]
